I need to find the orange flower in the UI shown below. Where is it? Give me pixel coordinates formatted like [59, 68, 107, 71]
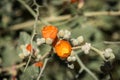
[26, 44, 32, 52]
[55, 40, 72, 58]
[70, 0, 78, 3]
[34, 61, 43, 68]
[41, 25, 58, 40]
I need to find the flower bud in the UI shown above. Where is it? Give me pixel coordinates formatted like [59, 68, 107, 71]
[67, 56, 72, 62]
[81, 43, 91, 54]
[63, 30, 71, 39]
[77, 36, 84, 44]
[36, 38, 45, 45]
[103, 48, 115, 60]
[67, 64, 74, 69]
[58, 30, 64, 38]
[71, 39, 79, 46]
[71, 56, 76, 61]
[45, 38, 53, 44]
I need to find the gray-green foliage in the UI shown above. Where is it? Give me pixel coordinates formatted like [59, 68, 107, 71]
[0, 0, 120, 80]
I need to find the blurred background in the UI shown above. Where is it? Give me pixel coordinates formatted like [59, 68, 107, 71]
[0, 0, 120, 80]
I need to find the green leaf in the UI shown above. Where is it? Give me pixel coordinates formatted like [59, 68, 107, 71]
[20, 65, 39, 80]
[19, 32, 31, 44]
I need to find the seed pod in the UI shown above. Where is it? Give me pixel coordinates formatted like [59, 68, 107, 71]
[55, 40, 72, 58]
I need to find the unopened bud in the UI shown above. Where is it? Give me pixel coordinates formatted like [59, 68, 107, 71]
[71, 39, 79, 46]
[81, 43, 91, 54]
[71, 56, 76, 61]
[104, 48, 115, 60]
[36, 38, 45, 45]
[67, 64, 74, 69]
[67, 56, 72, 62]
[58, 30, 64, 38]
[77, 36, 84, 44]
[45, 38, 53, 44]
[63, 30, 71, 39]
[63, 34, 71, 39]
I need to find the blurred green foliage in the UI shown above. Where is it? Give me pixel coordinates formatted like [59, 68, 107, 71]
[0, 0, 120, 80]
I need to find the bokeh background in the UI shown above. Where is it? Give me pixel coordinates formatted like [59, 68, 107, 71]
[0, 0, 120, 80]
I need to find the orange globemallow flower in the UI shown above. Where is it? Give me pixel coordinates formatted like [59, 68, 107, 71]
[70, 0, 78, 3]
[26, 44, 32, 52]
[42, 25, 58, 40]
[55, 40, 72, 58]
[34, 61, 43, 68]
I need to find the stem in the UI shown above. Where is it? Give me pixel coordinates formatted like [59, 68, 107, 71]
[84, 11, 120, 16]
[75, 54, 98, 80]
[37, 58, 49, 80]
[90, 46, 105, 60]
[41, 48, 52, 60]
[72, 45, 105, 60]
[24, 6, 39, 72]
[75, 68, 84, 79]
[104, 41, 120, 44]
[72, 46, 82, 50]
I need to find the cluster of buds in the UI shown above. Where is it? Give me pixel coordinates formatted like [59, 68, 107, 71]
[67, 51, 76, 62]
[71, 36, 84, 46]
[19, 44, 33, 59]
[103, 48, 115, 61]
[81, 43, 91, 54]
[19, 44, 39, 59]
[18, 43, 43, 68]
[57, 29, 71, 40]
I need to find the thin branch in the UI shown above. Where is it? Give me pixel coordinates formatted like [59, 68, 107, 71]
[37, 58, 49, 80]
[72, 46, 82, 50]
[9, 11, 120, 31]
[90, 46, 105, 60]
[75, 68, 84, 79]
[41, 51, 51, 60]
[84, 11, 120, 16]
[104, 41, 120, 44]
[24, 6, 39, 72]
[75, 53, 98, 80]
[72, 46, 105, 60]
[9, 15, 71, 30]
[18, 0, 36, 18]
